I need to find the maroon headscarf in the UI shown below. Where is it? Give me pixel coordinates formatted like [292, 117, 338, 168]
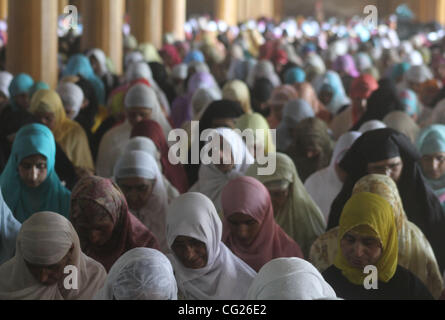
[161, 44, 182, 68]
[221, 176, 303, 272]
[70, 176, 160, 271]
[131, 119, 189, 193]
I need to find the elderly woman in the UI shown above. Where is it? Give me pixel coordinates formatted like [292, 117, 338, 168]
[167, 192, 256, 300]
[0, 211, 106, 299]
[310, 174, 443, 298]
[322, 192, 433, 300]
[70, 176, 160, 271]
[221, 176, 304, 272]
[94, 248, 177, 300]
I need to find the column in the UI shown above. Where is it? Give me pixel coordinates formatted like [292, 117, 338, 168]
[215, 0, 237, 26]
[163, 0, 186, 41]
[0, 0, 7, 20]
[81, 0, 124, 74]
[128, 0, 163, 49]
[6, 0, 58, 88]
[58, 0, 68, 15]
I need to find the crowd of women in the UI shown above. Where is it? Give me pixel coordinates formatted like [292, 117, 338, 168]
[1, 12, 445, 300]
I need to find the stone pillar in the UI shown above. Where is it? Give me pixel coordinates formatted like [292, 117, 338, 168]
[0, 0, 7, 20]
[128, 0, 163, 48]
[6, 0, 58, 88]
[163, 0, 186, 41]
[215, 0, 237, 26]
[81, 0, 124, 74]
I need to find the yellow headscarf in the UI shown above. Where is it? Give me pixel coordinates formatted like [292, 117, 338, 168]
[236, 112, 276, 155]
[334, 192, 398, 285]
[222, 80, 252, 114]
[138, 43, 163, 64]
[29, 89, 94, 170]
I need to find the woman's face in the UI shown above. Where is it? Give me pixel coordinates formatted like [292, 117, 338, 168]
[14, 93, 30, 110]
[89, 55, 101, 76]
[35, 111, 57, 131]
[319, 90, 333, 105]
[171, 235, 208, 269]
[213, 135, 235, 174]
[367, 156, 403, 183]
[18, 154, 48, 188]
[226, 212, 261, 247]
[340, 229, 383, 269]
[267, 185, 291, 214]
[25, 244, 74, 286]
[117, 177, 155, 211]
[421, 152, 445, 180]
[127, 107, 153, 127]
[71, 200, 115, 249]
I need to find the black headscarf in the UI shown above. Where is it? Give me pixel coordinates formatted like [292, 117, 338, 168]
[148, 62, 177, 105]
[351, 78, 405, 131]
[327, 128, 445, 273]
[251, 78, 274, 117]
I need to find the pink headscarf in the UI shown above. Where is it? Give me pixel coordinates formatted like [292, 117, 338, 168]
[221, 176, 304, 272]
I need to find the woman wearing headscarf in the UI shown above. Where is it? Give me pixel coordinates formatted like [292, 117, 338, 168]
[313, 71, 351, 116]
[189, 127, 254, 213]
[222, 80, 252, 114]
[62, 54, 105, 106]
[131, 119, 189, 194]
[149, 62, 177, 106]
[276, 98, 315, 152]
[247, 60, 281, 88]
[397, 88, 421, 121]
[235, 112, 276, 158]
[29, 89, 94, 173]
[167, 192, 256, 300]
[29, 81, 50, 100]
[86, 48, 120, 99]
[114, 151, 169, 253]
[417, 125, 445, 209]
[327, 128, 445, 273]
[266, 85, 299, 129]
[383, 111, 420, 144]
[0, 71, 13, 113]
[0, 124, 71, 223]
[160, 44, 182, 70]
[389, 62, 411, 88]
[139, 43, 163, 64]
[96, 83, 171, 178]
[330, 74, 379, 140]
[56, 82, 84, 121]
[70, 176, 160, 272]
[170, 71, 220, 128]
[285, 117, 334, 182]
[251, 78, 274, 118]
[404, 64, 434, 95]
[358, 120, 387, 133]
[246, 153, 326, 257]
[0, 211, 107, 300]
[305, 132, 362, 221]
[0, 188, 21, 265]
[332, 54, 360, 96]
[322, 192, 433, 300]
[94, 248, 177, 300]
[351, 78, 405, 131]
[123, 136, 180, 202]
[246, 257, 338, 300]
[311, 174, 443, 298]
[221, 176, 304, 272]
[190, 87, 222, 121]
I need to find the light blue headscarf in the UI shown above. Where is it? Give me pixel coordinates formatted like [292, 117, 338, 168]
[0, 188, 21, 265]
[184, 50, 205, 64]
[313, 71, 350, 115]
[284, 67, 306, 84]
[62, 54, 105, 105]
[276, 98, 315, 151]
[417, 125, 445, 205]
[390, 62, 411, 82]
[398, 88, 419, 117]
[8, 73, 34, 112]
[0, 124, 71, 223]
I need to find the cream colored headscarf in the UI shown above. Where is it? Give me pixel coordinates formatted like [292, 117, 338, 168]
[246, 152, 326, 257]
[383, 111, 420, 144]
[222, 80, 252, 114]
[0, 212, 107, 300]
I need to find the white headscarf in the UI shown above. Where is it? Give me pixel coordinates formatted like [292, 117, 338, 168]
[0, 188, 21, 265]
[246, 257, 337, 300]
[114, 151, 169, 253]
[94, 248, 177, 300]
[304, 131, 362, 221]
[166, 192, 256, 300]
[276, 99, 315, 151]
[191, 87, 222, 120]
[404, 50, 423, 66]
[247, 60, 281, 88]
[172, 63, 188, 80]
[359, 120, 387, 133]
[56, 82, 84, 120]
[86, 48, 108, 77]
[124, 83, 172, 139]
[0, 212, 106, 300]
[0, 71, 13, 98]
[405, 65, 433, 84]
[125, 61, 171, 115]
[124, 51, 144, 70]
[189, 127, 254, 213]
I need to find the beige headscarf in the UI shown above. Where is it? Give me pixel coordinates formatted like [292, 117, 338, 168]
[0, 212, 107, 300]
[383, 111, 420, 144]
[222, 80, 252, 114]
